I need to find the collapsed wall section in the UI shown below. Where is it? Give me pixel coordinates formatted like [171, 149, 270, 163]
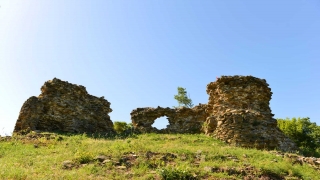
[14, 78, 114, 134]
[130, 104, 208, 133]
[204, 75, 297, 151]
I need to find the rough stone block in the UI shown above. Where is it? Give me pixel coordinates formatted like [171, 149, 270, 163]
[204, 75, 297, 151]
[14, 78, 114, 134]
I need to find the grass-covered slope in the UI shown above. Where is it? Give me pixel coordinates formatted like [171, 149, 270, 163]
[0, 132, 319, 180]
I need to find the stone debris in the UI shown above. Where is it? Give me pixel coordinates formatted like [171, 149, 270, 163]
[204, 75, 297, 151]
[130, 104, 208, 133]
[270, 151, 320, 170]
[116, 166, 127, 170]
[13, 78, 114, 134]
[62, 160, 75, 169]
[203, 165, 284, 179]
[95, 155, 110, 162]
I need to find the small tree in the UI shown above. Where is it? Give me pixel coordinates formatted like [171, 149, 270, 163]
[173, 87, 194, 108]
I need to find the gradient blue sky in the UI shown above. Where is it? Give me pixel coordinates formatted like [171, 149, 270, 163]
[1, 1, 319, 135]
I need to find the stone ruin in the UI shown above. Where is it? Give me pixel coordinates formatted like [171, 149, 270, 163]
[204, 75, 297, 151]
[131, 75, 297, 151]
[14, 78, 114, 134]
[13, 76, 297, 152]
[130, 104, 208, 133]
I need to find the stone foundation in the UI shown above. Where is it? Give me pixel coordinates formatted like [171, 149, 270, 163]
[130, 104, 208, 133]
[204, 75, 297, 151]
[14, 78, 114, 134]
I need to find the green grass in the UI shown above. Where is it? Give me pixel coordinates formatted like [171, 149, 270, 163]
[0, 132, 319, 179]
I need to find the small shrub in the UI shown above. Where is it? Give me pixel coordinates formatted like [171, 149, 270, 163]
[74, 151, 94, 164]
[114, 121, 133, 134]
[158, 167, 197, 180]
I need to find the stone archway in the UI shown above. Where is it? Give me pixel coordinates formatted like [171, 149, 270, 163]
[130, 104, 208, 133]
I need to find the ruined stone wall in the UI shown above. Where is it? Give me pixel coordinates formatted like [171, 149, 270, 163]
[131, 104, 208, 133]
[14, 78, 114, 134]
[204, 75, 297, 151]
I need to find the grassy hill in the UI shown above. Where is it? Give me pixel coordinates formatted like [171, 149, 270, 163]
[0, 132, 319, 180]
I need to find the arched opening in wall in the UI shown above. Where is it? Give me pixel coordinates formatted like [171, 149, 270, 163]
[152, 116, 169, 130]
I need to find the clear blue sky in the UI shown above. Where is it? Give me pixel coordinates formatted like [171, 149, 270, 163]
[1, 1, 319, 135]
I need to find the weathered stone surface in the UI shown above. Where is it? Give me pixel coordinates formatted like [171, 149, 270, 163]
[204, 75, 297, 151]
[130, 104, 208, 133]
[14, 78, 114, 134]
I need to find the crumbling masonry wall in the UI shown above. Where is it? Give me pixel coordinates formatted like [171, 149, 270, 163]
[204, 75, 297, 151]
[130, 104, 208, 133]
[14, 78, 114, 134]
